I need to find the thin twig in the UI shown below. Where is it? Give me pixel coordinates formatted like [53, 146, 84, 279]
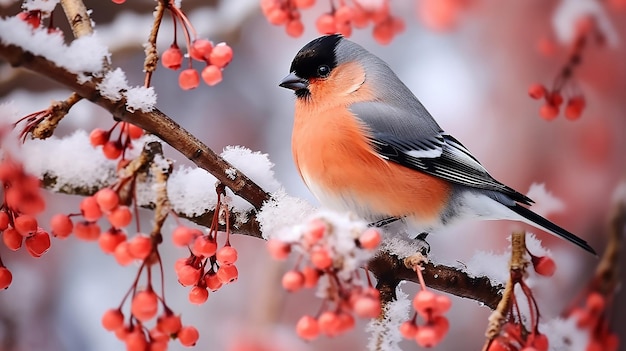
[30, 92, 82, 139]
[59, 0, 93, 37]
[144, 1, 167, 87]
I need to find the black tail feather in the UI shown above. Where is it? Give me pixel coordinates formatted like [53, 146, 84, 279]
[508, 204, 597, 255]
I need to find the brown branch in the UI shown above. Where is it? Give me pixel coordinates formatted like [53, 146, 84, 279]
[30, 92, 82, 139]
[143, 1, 166, 87]
[59, 0, 94, 37]
[0, 42, 270, 210]
[591, 197, 625, 296]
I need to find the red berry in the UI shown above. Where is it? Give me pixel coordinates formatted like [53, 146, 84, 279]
[107, 205, 133, 228]
[294, 0, 315, 8]
[161, 44, 183, 70]
[98, 229, 127, 254]
[178, 69, 200, 90]
[209, 43, 233, 68]
[539, 104, 559, 120]
[286, 20, 305, 38]
[310, 247, 333, 269]
[216, 245, 238, 265]
[413, 290, 437, 317]
[266, 8, 289, 25]
[216, 265, 238, 284]
[528, 83, 546, 99]
[0, 211, 9, 230]
[114, 241, 134, 266]
[204, 270, 223, 291]
[435, 295, 452, 314]
[565, 96, 585, 121]
[191, 235, 217, 257]
[125, 328, 148, 351]
[550, 92, 564, 106]
[124, 123, 144, 139]
[317, 311, 341, 337]
[178, 326, 199, 346]
[89, 128, 108, 146]
[94, 188, 120, 212]
[156, 313, 182, 334]
[80, 196, 103, 221]
[102, 309, 124, 331]
[131, 290, 159, 322]
[399, 321, 418, 339]
[335, 6, 354, 23]
[358, 228, 382, 250]
[296, 315, 320, 341]
[316, 13, 337, 34]
[0, 267, 12, 289]
[172, 226, 200, 247]
[73, 221, 101, 241]
[25, 229, 51, 257]
[201, 65, 223, 86]
[176, 264, 201, 286]
[281, 270, 305, 292]
[50, 214, 73, 238]
[301, 266, 320, 288]
[415, 325, 439, 347]
[586, 292, 605, 314]
[531, 255, 556, 277]
[2, 227, 23, 251]
[14, 215, 38, 236]
[188, 286, 209, 305]
[128, 234, 152, 260]
[353, 295, 382, 318]
[102, 141, 123, 159]
[267, 239, 291, 260]
[190, 39, 213, 62]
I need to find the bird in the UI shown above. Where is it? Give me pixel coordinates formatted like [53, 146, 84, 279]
[279, 34, 596, 255]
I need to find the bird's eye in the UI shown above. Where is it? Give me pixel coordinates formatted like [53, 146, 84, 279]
[317, 65, 330, 77]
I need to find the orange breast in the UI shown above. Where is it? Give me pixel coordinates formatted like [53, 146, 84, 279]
[292, 105, 452, 222]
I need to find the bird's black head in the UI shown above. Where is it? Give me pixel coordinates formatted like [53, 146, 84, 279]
[279, 35, 343, 98]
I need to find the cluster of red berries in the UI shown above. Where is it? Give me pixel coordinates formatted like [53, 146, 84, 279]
[417, 0, 471, 32]
[89, 122, 144, 160]
[267, 214, 383, 340]
[102, 285, 199, 349]
[568, 292, 619, 351]
[158, 3, 233, 90]
[171, 224, 240, 305]
[487, 323, 549, 351]
[261, 0, 405, 44]
[528, 84, 585, 121]
[0, 157, 50, 289]
[399, 263, 451, 347]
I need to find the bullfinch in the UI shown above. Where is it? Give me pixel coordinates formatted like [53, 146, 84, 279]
[279, 34, 595, 255]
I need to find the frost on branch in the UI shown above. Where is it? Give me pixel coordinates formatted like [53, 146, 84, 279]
[366, 284, 411, 351]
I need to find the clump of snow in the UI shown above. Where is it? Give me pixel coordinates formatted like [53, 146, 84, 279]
[124, 86, 157, 112]
[0, 17, 110, 74]
[22, 0, 59, 13]
[526, 183, 565, 217]
[464, 249, 510, 285]
[553, 0, 619, 46]
[257, 189, 315, 239]
[167, 166, 219, 217]
[541, 317, 589, 351]
[20, 130, 117, 191]
[97, 68, 128, 101]
[366, 284, 411, 351]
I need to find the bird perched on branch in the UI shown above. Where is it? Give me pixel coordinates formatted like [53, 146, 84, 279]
[279, 34, 595, 255]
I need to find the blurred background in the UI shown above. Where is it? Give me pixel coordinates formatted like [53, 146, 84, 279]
[1, 0, 625, 350]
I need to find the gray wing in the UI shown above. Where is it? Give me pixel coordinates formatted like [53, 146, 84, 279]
[350, 101, 533, 205]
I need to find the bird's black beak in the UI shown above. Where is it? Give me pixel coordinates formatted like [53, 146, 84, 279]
[279, 72, 309, 91]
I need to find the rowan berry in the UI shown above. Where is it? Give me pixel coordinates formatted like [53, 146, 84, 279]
[296, 315, 320, 341]
[286, 20, 305, 37]
[317, 311, 341, 337]
[216, 264, 238, 284]
[2, 227, 23, 251]
[316, 13, 337, 34]
[172, 226, 200, 247]
[310, 247, 332, 269]
[157, 313, 182, 334]
[0, 211, 8, 230]
[294, 0, 315, 8]
[267, 239, 291, 259]
[209, 43, 233, 68]
[400, 321, 418, 339]
[99, 229, 127, 254]
[128, 234, 152, 260]
[74, 221, 101, 241]
[125, 328, 148, 351]
[565, 96, 585, 121]
[204, 270, 223, 291]
[413, 290, 437, 317]
[25, 229, 51, 257]
[80, 196, 102, 221]
[301, 266, 320, 288]
[539, 104, 559, 120]
[191, 235, 217, 257]
[531, 255, 556, 277]
[201, 65, 222, 86]
[103, 141, 123, 160]
[131, 289, 159, 321]
[528, 84, 546, 99]
[353, 295, 382, 318]
[188, 286, 209, 305]
[176, 264, 201, 286]
[282, 270, 305, 292]
[102, 308, 125, 331]
[162, 44, 183, 70]
[415, 325, 438, 347]
[178, 69, 200, 90]
[114, 241, 134, 266]
[178, 326, 199, 346]
[108, 205, 132, 228]
[358, 228, 382, 250]
[190, 39, 213, 62]
[14, 215, 38, 236]
[95, 188, 120, 212]
[0, 267, 12, 289]
[50, 214, 73, 238]
[89, 128, 108, 146]
[216, 245, 238, 265]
